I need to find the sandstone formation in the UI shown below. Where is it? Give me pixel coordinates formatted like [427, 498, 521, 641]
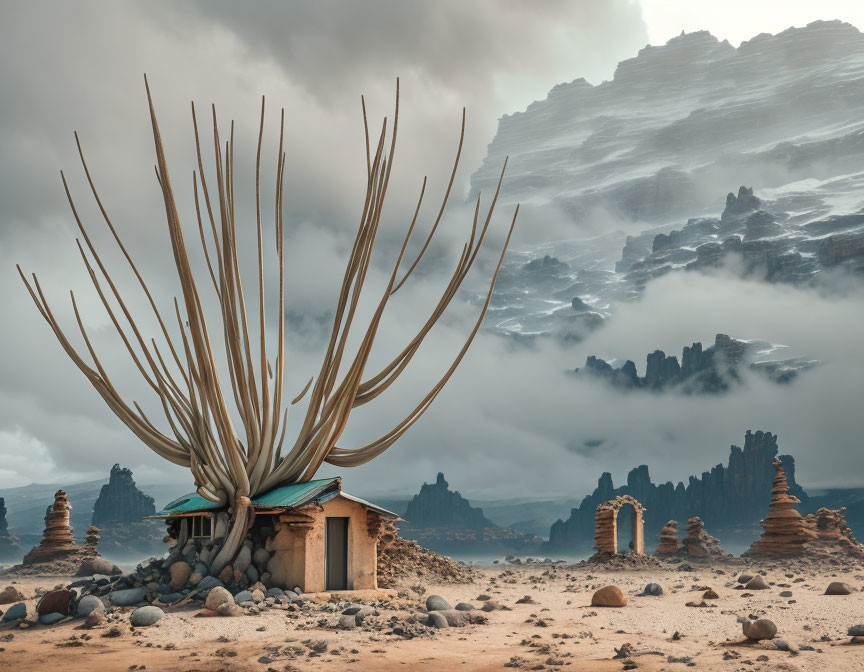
[803, 507, 864, 558]
[549, 430, 805, 550]
[576, 334, 818, 393]
[92, 464, 156, 526]
[403, 473, 495, 529]
[591, 585, 626, 607]
[23, 490, 79, 564]
[682, 517, 723, 557]
[656, 520, 679, 555]
[747, 460, 817, 556]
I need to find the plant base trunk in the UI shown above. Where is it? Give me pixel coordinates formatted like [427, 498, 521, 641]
[209, 495, 253, 576]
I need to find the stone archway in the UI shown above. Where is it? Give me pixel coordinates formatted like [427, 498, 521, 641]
[594, 495, 646, 556]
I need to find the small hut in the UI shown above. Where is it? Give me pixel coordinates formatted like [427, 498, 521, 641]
[148, 477, 398, 593]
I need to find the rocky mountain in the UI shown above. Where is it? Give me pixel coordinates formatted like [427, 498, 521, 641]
[547, 430, 808, 551]
[399, 473, 542, 556]
[575, 333, 820, 393]
[0, 497, 21, 561]
[472, 21, 864, 339]
[403, 473, 496, 529]
[92, 464, 156, 526]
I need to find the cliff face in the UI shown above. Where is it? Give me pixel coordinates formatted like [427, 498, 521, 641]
[0, 497, 21, 560]
[403, 473, 495, 530]
[91, 464, 156, 527]
[548, 430, 808, 550]
[576, 334, 820, 392]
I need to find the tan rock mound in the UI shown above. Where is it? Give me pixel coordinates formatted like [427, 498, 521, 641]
[377, 522, 480, 588]
[591, 585, 627, 607]
[682, 517, 724, 557]
[22, 490, 79, 564]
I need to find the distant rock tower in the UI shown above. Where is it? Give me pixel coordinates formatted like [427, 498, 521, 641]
[23, 490, 79, 563]
[747, 460, 817, 555]
[0, 497, 21, 560]
[92, 464, 156, 527]
[682, 517, 724, 557]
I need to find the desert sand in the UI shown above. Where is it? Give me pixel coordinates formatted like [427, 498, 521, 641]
[1, 557, 863, 672]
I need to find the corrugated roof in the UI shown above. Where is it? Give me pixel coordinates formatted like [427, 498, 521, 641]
[148, 477, 341, 518]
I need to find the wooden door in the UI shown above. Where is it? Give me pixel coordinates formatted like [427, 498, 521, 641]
[325, 517, 349, 590]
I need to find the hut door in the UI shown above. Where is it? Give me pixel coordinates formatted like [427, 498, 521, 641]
[325, 517, 349, 590]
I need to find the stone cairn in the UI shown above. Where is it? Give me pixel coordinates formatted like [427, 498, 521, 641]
[23, 490, 79, 563]
[656, 520, 679, 555]
[82, 526, 101, 556]
[682, 517, 723, 557]
[747, 460, 816, 556]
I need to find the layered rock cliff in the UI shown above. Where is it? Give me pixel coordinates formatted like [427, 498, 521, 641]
[91, 464, 156, 526]
[548, 430, 808, 551]
[0, 497, 21, 561]
[576, 333, 820, 393]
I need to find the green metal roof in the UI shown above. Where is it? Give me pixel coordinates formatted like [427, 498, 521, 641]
[149, 477, 341, 518]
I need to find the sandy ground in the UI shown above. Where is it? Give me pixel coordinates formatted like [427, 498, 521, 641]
[1, 558, 863, 671]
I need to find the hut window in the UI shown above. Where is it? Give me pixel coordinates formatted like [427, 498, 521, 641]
[190, 515, 212, 539]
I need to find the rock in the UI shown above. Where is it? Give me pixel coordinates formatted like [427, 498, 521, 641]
[737, 574, 753, 584]
[77, 556, 121, 576]
[92, 464, 156, 526]
[22, 490, 79, 563]
[39, 612, 66, 625]
[0, 587, 25, 604]
[746, 460, 816, 556]
[825, 582, 853, 595]
[76, 595, 105, 618]
[37, 589, 76, 616]
[743, 619, 777, 641]
[643, 583, 663, 596]
[745, 576, 769, 590]
[195, 576, 223, 592]
[683, 517, 724, 557]
[426, 595, 452, 611]
[848, 625, 864, 637]
[266, 587, 285, 598]
[234, 590, 253, 604]
[234, 544, 252, 575]
[779, 590, 793, 597]
[130, 606, 164, 627]
[591, 586, 627, 607]
[110, 588, 147, 606]
[218, 565, 234, 584]
[338, 614, 357, 630]
[85, 610, 105, 627]
[455, 602, 475, 611]
[702, 588, 719, 599]
[656, 521, 679, 555]
[772, 639, 793, 652]
[215, 601, 243, 617]
[168, 561, 192, 590]
[253, 547, 270, 573]
[2, 603, 26, 622]
[481, 601, 500, 612]
[156, 593, 183, 605]
[205, 586, 233, 612]
[251, 589, 265, 603]
[246, 565, 258, 583]
[427, 611, 449, 628]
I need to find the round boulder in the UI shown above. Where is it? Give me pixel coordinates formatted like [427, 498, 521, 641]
[427, 611, 449, 628]
[37, 589, 76, 616]
[591, 586, 627, 607]
[426, 595, 452, 612]
[848, 625, 864, 637]
[743, 619, 777, 641]
[737, 574, 754, 584]
[38, 612, 66, 626]
[825, 582, 853, 596]
[745, 576, 769, 590]
[455, 602, 475, 611]
[643, 583, 663, 596]
[205, 586, 233, 612]
[110, 587, 147, 606]
[338, 614, 357, 630]
[85, 610, 105, 628]
[2, 603, 26, 622]
[0, 586, 25, 604]
[75, 595, 105, 618]
[76, 556, 121, 576]
[702, 588, 719, 600]
[169, 561, 192, 591]
[130, 606, 165, 627]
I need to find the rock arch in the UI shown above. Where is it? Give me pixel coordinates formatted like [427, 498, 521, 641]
[594, 495, 645, 556]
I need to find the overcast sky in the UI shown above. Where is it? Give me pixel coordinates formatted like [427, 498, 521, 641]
[1, 1, 863, 503]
